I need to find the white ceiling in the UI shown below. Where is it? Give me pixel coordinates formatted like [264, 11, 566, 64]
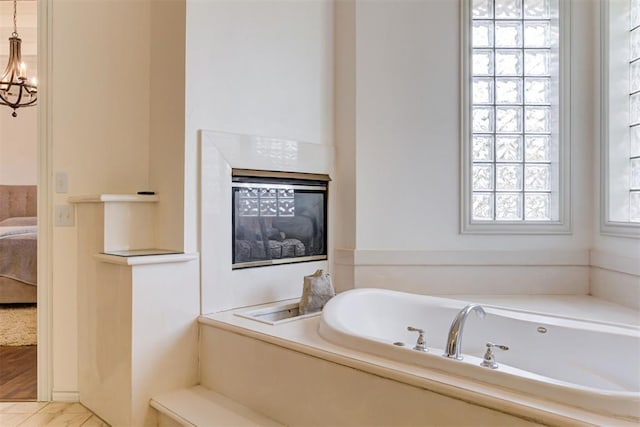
[0, 0, 37, 57]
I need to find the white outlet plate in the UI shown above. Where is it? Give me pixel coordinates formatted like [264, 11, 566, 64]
[55, 204, 74, 226]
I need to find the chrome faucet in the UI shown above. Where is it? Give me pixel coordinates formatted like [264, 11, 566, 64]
[443, 303, 486, 360]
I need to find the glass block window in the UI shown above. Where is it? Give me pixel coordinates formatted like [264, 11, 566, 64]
[602, 0, 640, 234]
[238, 187, 296, 217]
[630, 0, 640, 222]
[469, 0, 560, 222]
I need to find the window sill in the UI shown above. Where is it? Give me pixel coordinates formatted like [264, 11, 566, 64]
[600, 221, 640, 239]
[461, 220, 572, 235]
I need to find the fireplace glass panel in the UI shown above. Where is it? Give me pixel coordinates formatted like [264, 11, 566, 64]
[232, 175, 327, 269]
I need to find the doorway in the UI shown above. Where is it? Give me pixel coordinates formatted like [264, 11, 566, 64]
[0, 0, 42, 402]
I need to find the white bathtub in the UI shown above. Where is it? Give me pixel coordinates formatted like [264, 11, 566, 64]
[319, 288, 640, 422]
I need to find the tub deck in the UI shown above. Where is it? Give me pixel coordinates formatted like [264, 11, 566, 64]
[450, 294, 639, 326]
[200, 293, 639, 426]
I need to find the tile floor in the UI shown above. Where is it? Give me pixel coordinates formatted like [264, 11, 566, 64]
[0, 402, 108, 427]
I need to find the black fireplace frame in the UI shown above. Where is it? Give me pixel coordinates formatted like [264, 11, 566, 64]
[231, 169, 329, 269]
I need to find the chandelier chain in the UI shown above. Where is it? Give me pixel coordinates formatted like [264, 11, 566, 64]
[12, 0, 18, 37]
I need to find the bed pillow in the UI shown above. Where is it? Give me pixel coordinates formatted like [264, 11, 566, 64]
[0, 216, 37, 226]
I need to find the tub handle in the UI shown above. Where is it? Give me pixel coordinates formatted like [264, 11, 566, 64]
[487, 342, 509, 351]
[480, 342, 509, 369]
[407, 326, 427, 352]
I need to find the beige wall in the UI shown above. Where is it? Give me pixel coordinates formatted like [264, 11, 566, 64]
[0, 0, 37, 184]
[0, 104, 37, 185]
[50, 0, 152, 397]
[149, 0, 185, 252]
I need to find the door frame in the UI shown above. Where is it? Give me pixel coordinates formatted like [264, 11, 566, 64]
[36, 0, 52, 402]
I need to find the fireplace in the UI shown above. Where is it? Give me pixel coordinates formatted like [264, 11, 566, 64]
[232, 170, 328, 269]
[200, 131, 333, 312]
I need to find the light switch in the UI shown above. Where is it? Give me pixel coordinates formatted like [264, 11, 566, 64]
[55, 172, 68, 193]
[54, 205, 74, 226]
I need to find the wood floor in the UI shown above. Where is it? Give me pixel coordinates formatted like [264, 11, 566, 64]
[0, 346, 37, 401]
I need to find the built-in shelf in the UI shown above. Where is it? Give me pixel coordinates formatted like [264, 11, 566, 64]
[70, 193, 161, 253]
[68, 194, 159, 203]
[95, 252, 198, 266]
[103, 249, 183, 257]
[70, 193, 193, 265]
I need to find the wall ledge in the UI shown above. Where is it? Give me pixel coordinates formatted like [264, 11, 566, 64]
[334, 249, 589, 266]
[589, 250, 640, 276]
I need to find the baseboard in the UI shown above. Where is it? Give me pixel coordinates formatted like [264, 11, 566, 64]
[51, 390, 79, 402]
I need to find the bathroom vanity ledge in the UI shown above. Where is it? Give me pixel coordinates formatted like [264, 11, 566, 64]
[68, 194, 160, 203]
[94, 252, 198, 266]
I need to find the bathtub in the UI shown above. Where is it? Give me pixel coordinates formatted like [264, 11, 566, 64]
[318, 288, 640, 422]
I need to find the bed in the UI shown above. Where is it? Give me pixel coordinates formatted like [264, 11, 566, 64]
[0, 185, 37, 304]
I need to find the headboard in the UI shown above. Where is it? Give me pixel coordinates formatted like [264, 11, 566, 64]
[0, 185, 37, 222]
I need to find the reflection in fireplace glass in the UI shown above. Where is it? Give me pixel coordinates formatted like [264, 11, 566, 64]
[232, 174, 328, 269]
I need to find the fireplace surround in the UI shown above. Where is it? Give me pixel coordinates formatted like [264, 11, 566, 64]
[200, 131, 333, 313]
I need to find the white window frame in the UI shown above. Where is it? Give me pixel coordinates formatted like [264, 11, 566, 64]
[460, 0, 572, 234]
[600, 0, 640, 237]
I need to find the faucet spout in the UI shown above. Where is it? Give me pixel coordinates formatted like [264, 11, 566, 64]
[443, 303, 485, 360]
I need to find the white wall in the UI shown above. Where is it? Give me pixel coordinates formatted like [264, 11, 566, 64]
[354, 0, 591, 251]
[331, 0, 599, 295]
[184, 0, 335, 254]
[0, 104, 37, 184]
[591, 0, 640, 309]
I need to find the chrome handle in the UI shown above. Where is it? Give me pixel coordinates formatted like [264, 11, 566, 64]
[486, 342, 509, 351]
[481, 342, 509, 369]
[407, 326, 427, 352]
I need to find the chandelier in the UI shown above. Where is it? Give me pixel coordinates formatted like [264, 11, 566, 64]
[0, 0, 37, 117]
